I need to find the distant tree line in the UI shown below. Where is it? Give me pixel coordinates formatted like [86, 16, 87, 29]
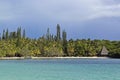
[0, 24, 120, 58]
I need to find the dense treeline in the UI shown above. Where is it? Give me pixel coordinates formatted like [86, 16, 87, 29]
[0, 24, 120, 58]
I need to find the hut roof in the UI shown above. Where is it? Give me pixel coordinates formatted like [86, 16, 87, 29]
[101, 46, 109, 56]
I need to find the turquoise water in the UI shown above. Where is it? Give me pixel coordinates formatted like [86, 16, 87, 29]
[0, 59, 120, 80]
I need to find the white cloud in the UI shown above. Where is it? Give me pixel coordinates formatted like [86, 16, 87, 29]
[0, 0, 120, 22]
[87, 4, 120, 20]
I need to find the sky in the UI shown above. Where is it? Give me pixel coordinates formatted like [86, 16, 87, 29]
[0, 0, 120, 40]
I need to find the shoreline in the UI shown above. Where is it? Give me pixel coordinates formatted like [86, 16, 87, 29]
[0, 56, 110, 60]
[32, 56, 110, 59]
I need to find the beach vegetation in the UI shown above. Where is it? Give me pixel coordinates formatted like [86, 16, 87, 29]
[0, 24, 119, 58]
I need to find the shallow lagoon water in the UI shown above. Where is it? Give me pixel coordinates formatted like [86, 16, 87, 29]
[0, 58, 120, 80]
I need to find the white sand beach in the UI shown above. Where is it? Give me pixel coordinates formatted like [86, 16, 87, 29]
[0, 56, 110, 60]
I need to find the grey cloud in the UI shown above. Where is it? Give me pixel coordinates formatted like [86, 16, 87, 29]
[0, 0, 120, 22]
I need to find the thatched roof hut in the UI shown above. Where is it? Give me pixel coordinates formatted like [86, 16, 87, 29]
[100, 46, 109, 56]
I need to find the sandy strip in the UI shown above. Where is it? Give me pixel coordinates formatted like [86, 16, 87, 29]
[0, 57, 25, 60]
[31, 57, 110, 59]
[0, 56, 110, 60]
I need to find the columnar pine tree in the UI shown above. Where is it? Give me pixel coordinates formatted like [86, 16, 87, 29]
[62, 30, 68, 56]
[56, 24, 61, 41]
[16, 27, 22, 47]
[6, 29, 9, 40]
[46, 28, 50, 40]
[17, 27, 21, 39]
[23, 29, 26, 39]
[0, 33, 1, 40]
[2, 29, 5, 40]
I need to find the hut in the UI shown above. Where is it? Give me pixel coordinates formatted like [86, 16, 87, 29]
[100, 46, 109, 56]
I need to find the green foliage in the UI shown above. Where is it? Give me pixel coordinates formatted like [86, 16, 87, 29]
[67, 39, 74, 56]
[109, 48, 120, 58]
[0, 25, 119, 58]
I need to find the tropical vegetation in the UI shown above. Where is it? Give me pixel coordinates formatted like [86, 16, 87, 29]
[0, 24, 120, 58]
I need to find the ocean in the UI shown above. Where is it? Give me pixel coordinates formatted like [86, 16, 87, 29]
[0, 58, 120, 80]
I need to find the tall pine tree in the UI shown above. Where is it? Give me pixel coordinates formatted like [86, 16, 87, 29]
[46, 28, 50, 40]
[62, 30, 68, 56]
[6, 29, 9, 40]
[56, 24, 61, 41]
[17, 27, 21, 39]
[23, 29, 26, 39]
[2, 29, 5, 40]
